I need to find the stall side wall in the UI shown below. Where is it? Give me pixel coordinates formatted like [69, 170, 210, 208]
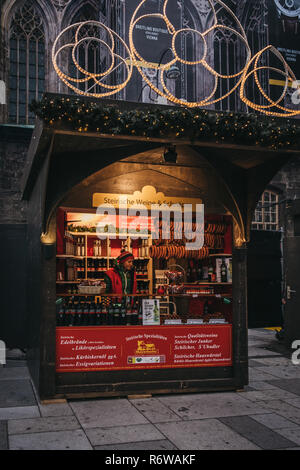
[26, 154, 56, 399]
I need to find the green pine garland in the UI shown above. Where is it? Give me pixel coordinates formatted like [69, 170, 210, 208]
[29, 96, 300, 150]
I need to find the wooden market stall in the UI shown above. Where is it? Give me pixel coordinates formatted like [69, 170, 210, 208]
[21, 93, 298, 400]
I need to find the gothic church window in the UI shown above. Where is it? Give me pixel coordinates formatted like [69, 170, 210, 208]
[252, 190, 279, 231]
[9, 1, 45, 125]
[67, 3, 105, 96]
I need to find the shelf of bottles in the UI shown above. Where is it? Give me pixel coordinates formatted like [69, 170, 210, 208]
[56, 215, 233, 327]
[56, 296, 143, 328]
[185, 255, 232, 284]
[56, 293, 232, 328]
[56, 231, 153, 295]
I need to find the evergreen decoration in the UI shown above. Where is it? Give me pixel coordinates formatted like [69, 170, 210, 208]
[30, 96, 300, 151]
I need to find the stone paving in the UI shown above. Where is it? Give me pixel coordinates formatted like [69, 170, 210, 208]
[1, 329, 300, 450]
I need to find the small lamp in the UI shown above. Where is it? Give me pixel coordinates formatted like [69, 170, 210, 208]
[163, 145, 177, 163]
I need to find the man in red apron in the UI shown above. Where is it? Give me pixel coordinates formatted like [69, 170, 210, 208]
[104, 250, 137, 295]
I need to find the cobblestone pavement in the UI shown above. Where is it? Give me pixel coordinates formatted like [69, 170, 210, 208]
[1, 329, 300, 451]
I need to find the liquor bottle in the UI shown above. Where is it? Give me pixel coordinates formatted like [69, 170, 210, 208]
[95, 299, 102, 326]
[126, 297, 132, 325]
[108, 303, 114, 325]
[120, 300, 126, 326]
[197, 262, 203, 281]
[228, 258, 232, 283]
[132, 300, 138, 325]
[202, 262, 209, 281]
[76, 260, 81, 280]
[64, 301, 71, 326]
[114, 303, 121, 325]
[186, 263, 191, 283]
[87, 259, 90, 279]
[73, 295, 79, 316]
[208, 261, 214, 283]
[82, 301, 90, 326]
[102, 302, 108, 325]
[82, 259, 85, 279]
[89, 300, 96, 326]
[76, 300, 83, 326]
[153, 299, 160, 324]
[73, 259, 78, 280]
[191, 261, 197, 283]
[139, 261, 143, 276]
[138, 301, 143, 325]
[76, 260, 80, 280]
[93, 258, 98, 279]
[203, 300, 209, 316]
[81, 237, 85, 257]
[57, 302, 65, 326]
[69, 300, 76, 327]
[76, 238, 81, 257]
[221, 259, 228, 283]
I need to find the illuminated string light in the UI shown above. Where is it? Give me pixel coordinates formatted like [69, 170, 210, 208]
[52, 21, 133, 98]
[128, 0, 252, 108]
[240, 45, 300, 117]
[51, 0, 300, 116]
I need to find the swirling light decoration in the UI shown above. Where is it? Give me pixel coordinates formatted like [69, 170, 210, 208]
[52, 21, 133, 98]
[52, 0, 300, 116]
[129, 0, 252, 108]
[240, 45, 300, 117]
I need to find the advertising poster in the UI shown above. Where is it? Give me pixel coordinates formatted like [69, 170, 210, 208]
[142, 299, 161, 325]
[268, 0, 300, 108]
[122, 0, 300, 111]
[124, 0, 182, 102]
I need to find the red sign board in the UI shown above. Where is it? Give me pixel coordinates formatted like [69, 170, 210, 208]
[56, 325, 232, 372]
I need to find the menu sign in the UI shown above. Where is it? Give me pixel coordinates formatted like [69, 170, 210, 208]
[93, 185, 202, 210]
[142, 299, 160, 325]
[56, 325, 232, 372]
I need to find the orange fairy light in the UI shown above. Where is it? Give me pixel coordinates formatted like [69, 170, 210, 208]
[51, 0, 300, 116]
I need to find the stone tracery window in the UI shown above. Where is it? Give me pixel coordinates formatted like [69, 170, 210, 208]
[252, 190, 279, 231]
[52, 0, 72, 13]
[9, 1, 45, 125]
[66, 3, 105, 96]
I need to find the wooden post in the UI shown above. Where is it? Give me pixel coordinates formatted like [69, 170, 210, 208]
[232, 246, 249, 389]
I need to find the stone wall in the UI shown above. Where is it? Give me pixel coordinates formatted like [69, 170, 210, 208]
[0, 126, 32, 224]
[272, 156, 300, 201]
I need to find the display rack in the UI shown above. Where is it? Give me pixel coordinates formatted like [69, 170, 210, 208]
[57, 231, 153, 294]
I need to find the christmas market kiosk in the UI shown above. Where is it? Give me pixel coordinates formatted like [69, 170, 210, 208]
[21, 93, 299, 400]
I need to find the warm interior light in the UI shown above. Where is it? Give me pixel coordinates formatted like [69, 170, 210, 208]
[41, 232, 56, 245]
[163, 145, 177, 163]
[165, 64, 181, 80]
[52, 21, 133, 98]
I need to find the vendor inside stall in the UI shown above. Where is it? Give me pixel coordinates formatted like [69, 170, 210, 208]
[104, 250, 137, 295]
